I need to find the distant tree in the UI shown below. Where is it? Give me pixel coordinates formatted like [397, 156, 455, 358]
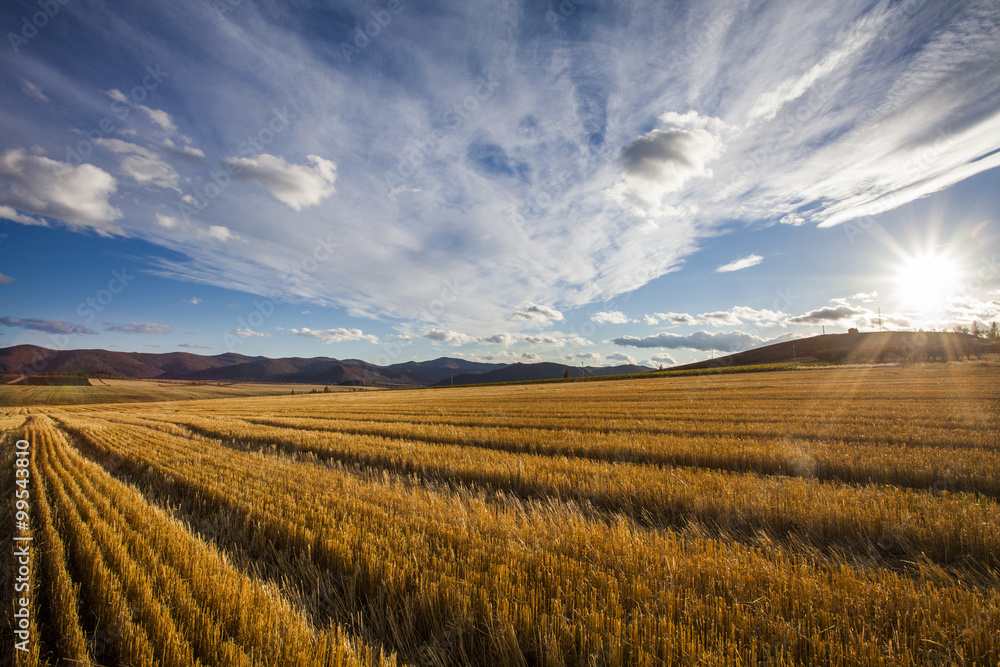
[291, 389, 295, 395]
[310, 388, 317, 394]
[989, 321, 1000, 342]
[563, 369, 570, 379]
[953, 324, 970, 335]
[323, 385, 330, 393]
[971, 321, 983, 339]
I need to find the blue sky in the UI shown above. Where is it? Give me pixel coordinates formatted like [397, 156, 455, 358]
[1, 0, 999, 367]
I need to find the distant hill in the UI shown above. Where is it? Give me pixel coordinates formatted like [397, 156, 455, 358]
[0, 345, 506, 387]
[668, 331, 991, 371]
[2, 332, 988, 389]
[0, 344, 256, 379]
[437, 362, 650, 386]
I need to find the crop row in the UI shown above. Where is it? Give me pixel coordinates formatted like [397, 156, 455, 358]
[55, 412, 1000, 666]
[22, 415, 392, 667]
[212, 412, 1000, 496]
[103, 412, 1000, 572]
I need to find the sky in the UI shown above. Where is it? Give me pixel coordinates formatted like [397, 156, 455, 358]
[1, 0, 999, 368]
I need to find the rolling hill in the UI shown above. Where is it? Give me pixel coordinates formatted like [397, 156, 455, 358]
[437, 362, 650, 385]
[2, 331, 991, 389]
[0, 345, 505, 387]
[668, 331, 991, 371]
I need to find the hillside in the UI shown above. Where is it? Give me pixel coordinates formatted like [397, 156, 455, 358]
[0, 345, 506, 387]
[3, 332, 989, 389]
[669, 331, 991, 371]
[438, 362, 650, 386]
[0, 345, 257, 379]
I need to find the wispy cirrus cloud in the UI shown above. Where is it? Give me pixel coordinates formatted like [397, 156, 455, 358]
[0, 317, 96, 335]
[611, 330, 799, 353]
[289, 327, 377, 344]
[222, 154, 337, 211]
[716, 254, 763, 273]
[0, 0, 997, 341]
[105, 321, 173, 335]
[228, 328, 270, 338]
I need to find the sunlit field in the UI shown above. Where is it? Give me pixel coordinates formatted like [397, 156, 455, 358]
[4, 364, 999, 666]
[0, 379, 370, 407]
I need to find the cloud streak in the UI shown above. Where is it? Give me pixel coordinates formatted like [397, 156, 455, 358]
[717, 254, 763, 273]
[105, 322, 173, 335]
[1, 317, 97, 335]
[611, 330, 796, 352]
[289, 327, 378, 344]
[0, 0, 997, 339]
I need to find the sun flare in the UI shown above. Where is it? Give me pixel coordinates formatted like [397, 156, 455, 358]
[895, 253, 962, 314]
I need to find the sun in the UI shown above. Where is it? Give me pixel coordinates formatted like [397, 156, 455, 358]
[894, 252, 962, 315]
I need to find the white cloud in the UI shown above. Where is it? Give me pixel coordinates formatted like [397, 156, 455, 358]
[228, 328, 270, 338]
[7, 2, 998, 340]
[95, 138, 180, 190]
[648, 353, 676, 367]
[565, 352, 602, 362]
[156, 214, 178, 228]
[188, 297, 202, 305]
[0, 205, 47, 227]
[512, 302, 563, 323]
[289, 327, 378, 344]
[424, 329, 475, 345]
[611, 329, 788, 352]
[591, 311, 631, 324]
[107, 89, 176, 133]
[645, 312, 699, 326]
[611, 111, 728, 211]
[717, 254, 763, 273]
[606, 352, 637, 365]
[105, 321, 173, 335]
[788, 305, 864, 325]
[141, 107, 176, 133]
[0, 148, 121, 233]
[0, 273, 15, 284]
[0, 317, 96, 335]
[198, 225, 235, 242]
[482, 333, 517, 345]
[481, 331, 593, 348]
[699, 306, 788, 327]
[223, 154, 337, 210]
[19, 79, 50, 104]
[521, 333, 593, 347]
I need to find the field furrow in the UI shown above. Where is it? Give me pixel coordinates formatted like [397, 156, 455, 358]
[52, 409, 1000, 666]
[95, 411, 1000, 573]
[6, 365, 999, 666]
[19, 414, 393, 667]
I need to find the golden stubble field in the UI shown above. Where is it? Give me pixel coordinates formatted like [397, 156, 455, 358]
[3, 364, 999, 666]
[0, 379, 372, 407]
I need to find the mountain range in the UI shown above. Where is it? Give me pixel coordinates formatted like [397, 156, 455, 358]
[0, 344, 648, 387]
[2, 331, 988, 389]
